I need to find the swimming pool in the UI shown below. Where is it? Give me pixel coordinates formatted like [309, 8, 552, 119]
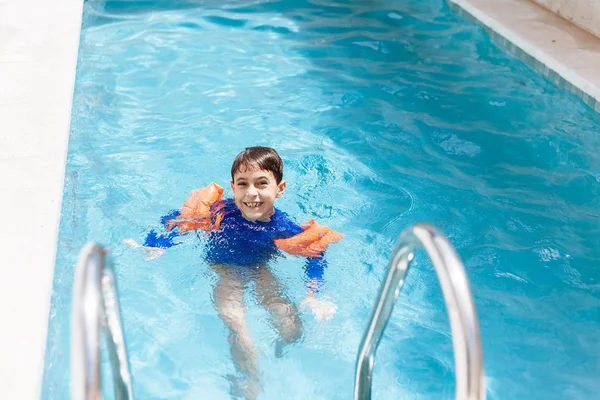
[42, 0, 600, 398]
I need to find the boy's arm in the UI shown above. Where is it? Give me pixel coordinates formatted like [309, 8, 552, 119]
[301, 255, 337, 321]
[304, 256, 327, 294]
[274, 216, 342, 321]
[273, 215, 330, 293]
[125, 183, 225, 260]
[144, 209, 183, 248]
[273, 216, 343, 291]
[124, 209, 184, 261]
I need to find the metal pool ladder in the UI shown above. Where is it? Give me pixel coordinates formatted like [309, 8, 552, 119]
[71, 243, 134, 400]
[354, 223, 485, 400]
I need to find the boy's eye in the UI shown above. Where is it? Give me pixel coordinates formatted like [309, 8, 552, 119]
[237, 182, 247, 187]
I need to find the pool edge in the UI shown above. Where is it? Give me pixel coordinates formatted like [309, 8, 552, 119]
[0, 0, 83, 398]
[448, 0, 600, 113]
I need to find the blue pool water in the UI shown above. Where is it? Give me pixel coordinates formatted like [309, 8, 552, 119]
[43, 0, 600, 398]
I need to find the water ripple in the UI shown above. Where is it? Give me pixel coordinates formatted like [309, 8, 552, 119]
[43, 0, 600, 399]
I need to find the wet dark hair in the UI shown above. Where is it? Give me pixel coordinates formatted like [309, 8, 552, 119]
[231, 146, 284, 184]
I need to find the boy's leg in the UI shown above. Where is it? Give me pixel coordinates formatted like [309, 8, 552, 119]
[254, 266, 303, 345]
[211, 265, 260, 380]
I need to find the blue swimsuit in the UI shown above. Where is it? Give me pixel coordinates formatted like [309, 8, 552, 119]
[143, 199, 327, 287]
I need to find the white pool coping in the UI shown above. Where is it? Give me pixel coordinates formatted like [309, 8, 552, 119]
[0, 0, 598, 398]
[0, 0, 83, 398]
[448, 0, 600, 112]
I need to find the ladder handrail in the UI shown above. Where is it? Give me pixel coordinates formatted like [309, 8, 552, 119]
[354, 223, 485, 400]
[71, 243, 134, 400]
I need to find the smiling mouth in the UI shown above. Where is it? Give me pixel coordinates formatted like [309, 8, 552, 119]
[244, 202, 263, 208]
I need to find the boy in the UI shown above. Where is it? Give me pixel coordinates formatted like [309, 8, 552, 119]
[126, 147, 342, 399]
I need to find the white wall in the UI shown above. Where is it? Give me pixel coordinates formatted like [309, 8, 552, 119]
[530, 0, 600, 38]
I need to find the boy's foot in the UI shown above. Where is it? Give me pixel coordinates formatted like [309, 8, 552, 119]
[226, 373, 263, 400]
[274, 338, 296, 359]
[274, 340, 285, 359]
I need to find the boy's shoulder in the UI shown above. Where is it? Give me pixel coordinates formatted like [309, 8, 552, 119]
[272, 206, 292, 221]
[271, 208, 303, 233]
[212, 197, 236, 211]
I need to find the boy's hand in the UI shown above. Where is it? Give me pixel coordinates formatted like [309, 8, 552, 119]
[301, 295, 337, 321]
[123, 239, 166, 261]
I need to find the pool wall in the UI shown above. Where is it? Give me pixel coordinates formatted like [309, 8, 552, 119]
[531, 0, 600, 39]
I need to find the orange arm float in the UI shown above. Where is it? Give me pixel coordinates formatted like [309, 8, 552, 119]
[167, 182, 224, 233]
[274, 220, 344, 258]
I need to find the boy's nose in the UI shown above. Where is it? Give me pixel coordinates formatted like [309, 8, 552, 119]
[246, 185, 259, 196]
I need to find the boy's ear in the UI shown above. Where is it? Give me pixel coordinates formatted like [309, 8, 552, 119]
[230, 181, 234, 191]
[276, 180, 287, 198]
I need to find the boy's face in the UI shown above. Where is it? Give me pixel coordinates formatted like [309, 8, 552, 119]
[231, 165, 286, 222]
